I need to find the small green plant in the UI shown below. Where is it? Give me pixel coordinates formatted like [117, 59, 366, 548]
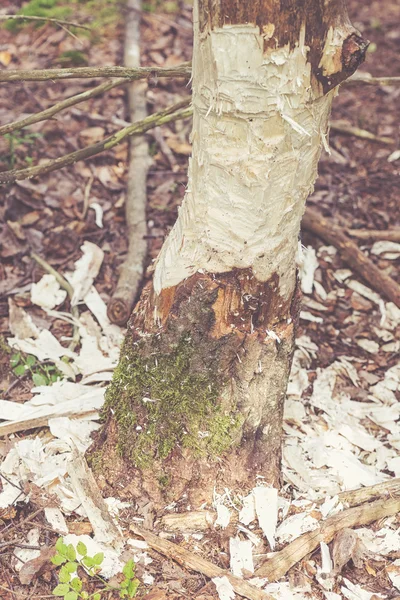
[4, 132, 42, 168]
[11, 352, 62, 386]
[51, 538, 139, 600]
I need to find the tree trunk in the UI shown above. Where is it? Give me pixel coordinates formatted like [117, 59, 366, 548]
[91, 0, 367, 507]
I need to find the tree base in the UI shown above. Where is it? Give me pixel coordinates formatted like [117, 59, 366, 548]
[89, 269, 299, 508]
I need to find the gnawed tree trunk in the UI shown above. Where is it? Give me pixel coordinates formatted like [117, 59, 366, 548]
[91, 0, 367, 506]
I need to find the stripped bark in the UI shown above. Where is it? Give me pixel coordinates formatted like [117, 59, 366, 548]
[107, 0, 151, 326]
[92, 0, 368, 506]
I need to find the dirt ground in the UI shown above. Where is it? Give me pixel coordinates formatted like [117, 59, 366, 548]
[0, 0, 399, 598]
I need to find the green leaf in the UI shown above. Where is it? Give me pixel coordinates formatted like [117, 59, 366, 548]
[119, 591, 128, 599]
[122, 559, 135, 579]
[59, 566, 71, 583]
[51, 373, 60, 382]
[64, 592, 78, 600]
[127, 579, 139, 598]
[82, 556, 94, 568]
[51, 554, 66, 566]
[56, 538, 69, 557]
[69, 577, 82, 592]
[52, 583, 69, 596]
[65, 562, 77, 573]
[10, 353, 21, 367]
[76, 541, 87, 556]
[92, 552, 104, 566]
[13, 364, 26, 376]
[93, 594, 101, 600]
[32, 372, 48, 386]
[66, 544, 76, 562]
[25, 355, 36, 366]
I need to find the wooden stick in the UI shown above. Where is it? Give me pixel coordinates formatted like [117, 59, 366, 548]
[336, 478, 400, 507]
[0, 63, 191, 82]
[330, 120, 394, 145]
[0, 79, 127, 136]
[130, 524, 273, 600]
[346, 72, 400, 86]
[0, 100, 191, 184]
[256, 495, 400, 581]
[0, 409, 98, 437]
[0, 14, 91, 30]
[302, 208, 400, 307]
[107, 0, 150, 326]
[347, 228, 400, 243]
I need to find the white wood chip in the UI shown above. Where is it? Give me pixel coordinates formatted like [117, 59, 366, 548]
[254, 486, 278, 549]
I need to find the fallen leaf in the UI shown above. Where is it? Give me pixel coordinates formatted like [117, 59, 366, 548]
[19, 545, 56, 585]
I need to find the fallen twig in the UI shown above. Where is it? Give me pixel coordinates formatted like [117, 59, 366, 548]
[330, 120, 395, 145]
[0, 99, 191, 184]
[347, 72, 400, 86]
[347, 228, 400, 243]
[0, 79, 127, 136]
[68, 447, 123, 548]
[336, 478, 400, 507]
[130, 524, 272, 600]
[0, 14, 91, 30]
[302, 208, 400, 307]
[31, 252, 80, 351]
[256, 495, 400, 581]
[107, 0, 151, 326]
[0, 409, 98, 437]
[0, 63, 191, 82]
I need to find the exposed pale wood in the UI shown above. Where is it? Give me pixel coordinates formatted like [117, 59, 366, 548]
[302, 208, 400, 307]
[130, 524, 273, 600]
[256, 496, 400, 581]
[107, 0, 151, 326]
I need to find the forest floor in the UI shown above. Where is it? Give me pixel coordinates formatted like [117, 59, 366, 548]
[0, 0, 400, 599]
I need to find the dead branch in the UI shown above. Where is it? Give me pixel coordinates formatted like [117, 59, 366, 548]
[0, 14, 91, 30]
[68, 447, 123, 547]
[347, 72, 400, 86]
[330, 120, 395, 145]
[347, 228, 400, 243]
[0, 99, 191, 184]
[0, 410, 99, 438]
[336, 478, 400, 507]
[0, 79, 127, 136]
[130, 524, 273, 600]
[0, 63, 191, 82]
[256, 495, 400, 581]
[107, 0, 151, 326]
[302, 208, 400, 308]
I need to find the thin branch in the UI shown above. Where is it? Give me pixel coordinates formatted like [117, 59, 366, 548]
[256, 495, 400, 581]
[302, 208, 400, 308]
[0, 79, 127, 136]
[0, 14, 91, 30]
[107, 0, 150, 326]
[330, 120, 395, 145]
[0, 63, 191, 82]
[347, 228, 400, 243]
[131, 524, 273, 600]
[347, 72, 400, 86]
[0, 99, 192, 184]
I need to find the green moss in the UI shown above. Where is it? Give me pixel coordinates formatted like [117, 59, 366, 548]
[4, 0, 72, 32]
[102, 335, 239, 469]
